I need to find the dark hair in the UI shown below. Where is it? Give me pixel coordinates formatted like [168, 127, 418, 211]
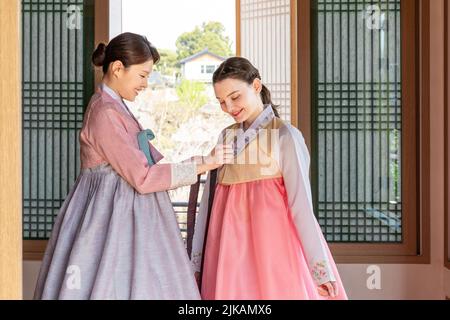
[212, 57, 279, 117]
[92, 32, 160, 74]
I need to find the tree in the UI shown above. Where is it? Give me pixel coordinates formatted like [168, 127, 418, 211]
[156, 49, 179, 76]
[176, 79, 208, 114]
[175, 21, 233, 60]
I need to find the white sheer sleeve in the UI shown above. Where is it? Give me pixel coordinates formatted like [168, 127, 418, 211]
[279, 124, 336, 286]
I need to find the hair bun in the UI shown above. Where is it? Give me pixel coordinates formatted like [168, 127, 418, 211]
[92, 42, 107, 67]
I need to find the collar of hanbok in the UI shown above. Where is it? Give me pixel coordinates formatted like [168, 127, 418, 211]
[99, 83, 162, 165]
[100, 83, 134, 117]
[233, 105, 276, 156]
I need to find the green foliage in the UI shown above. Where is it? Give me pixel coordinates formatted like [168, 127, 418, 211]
[176, 21, 233, 60]
[176, 79, 208, 112]
[156, 48, 179, 76]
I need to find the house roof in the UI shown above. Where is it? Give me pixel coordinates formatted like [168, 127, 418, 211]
[179, 48, 226, 64]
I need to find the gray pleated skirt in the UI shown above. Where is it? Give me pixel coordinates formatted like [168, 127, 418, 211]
[33, 163, 200, 300]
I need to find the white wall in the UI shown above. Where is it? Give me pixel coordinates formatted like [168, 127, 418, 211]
[23, 260, 447, 300]
[183, 55, 223, 82]
[109, 0, 122, 39]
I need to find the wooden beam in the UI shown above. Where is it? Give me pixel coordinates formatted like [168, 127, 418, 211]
[0, 0, 22, 300]
[94, 0, 110, 87]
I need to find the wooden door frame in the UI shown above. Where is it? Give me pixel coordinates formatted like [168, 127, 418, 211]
[0, 0, 22, 299]
[444, 0, 450, 270]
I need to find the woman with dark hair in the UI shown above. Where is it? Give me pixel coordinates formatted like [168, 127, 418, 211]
[34, 32, 233, 300]
[192, 57, 348, 300]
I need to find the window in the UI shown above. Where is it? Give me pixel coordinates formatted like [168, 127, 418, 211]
[22, 0, 95, 258]
[122, 0, 236, 241]
[305, 0, 426, 261]
[205, 65, 216, 73]
[312, 0, 402, 243]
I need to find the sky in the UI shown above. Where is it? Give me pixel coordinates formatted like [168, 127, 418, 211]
[122, 0, 236, 52]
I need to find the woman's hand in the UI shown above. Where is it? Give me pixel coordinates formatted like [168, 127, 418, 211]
[196, 144, 234, 175]
[317, 281, 338, 298]
[206, 144, 234, 167]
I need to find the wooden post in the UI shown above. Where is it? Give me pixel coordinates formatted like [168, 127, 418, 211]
[0, 0, 23, 300]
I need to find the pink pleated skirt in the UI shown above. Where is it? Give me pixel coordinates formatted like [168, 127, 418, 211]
[201, 177, 348, 300]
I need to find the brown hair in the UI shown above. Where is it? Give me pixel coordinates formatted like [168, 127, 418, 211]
[92, 32, 160, 74]
[212, 57, 279, 117]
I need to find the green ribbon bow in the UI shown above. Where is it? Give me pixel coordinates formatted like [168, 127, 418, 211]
[137, 129, 156, 166]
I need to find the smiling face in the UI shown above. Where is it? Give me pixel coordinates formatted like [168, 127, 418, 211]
[214, 77, 264, 124]
[108, 59, 153, 101]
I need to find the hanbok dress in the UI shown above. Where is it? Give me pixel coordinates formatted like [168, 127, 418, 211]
[192, 106, 348, 300]
[34, 84, 200, 300]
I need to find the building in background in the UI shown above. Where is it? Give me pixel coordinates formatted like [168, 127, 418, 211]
[179, 48, 226, 83]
